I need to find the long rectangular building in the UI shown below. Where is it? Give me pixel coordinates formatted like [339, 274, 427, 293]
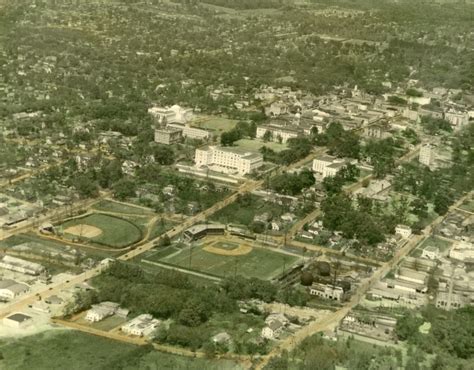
[195, 146, 263, 175]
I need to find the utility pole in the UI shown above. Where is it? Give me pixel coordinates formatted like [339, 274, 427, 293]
[234, 256, 238, 278]
[188, 242, 193, 268]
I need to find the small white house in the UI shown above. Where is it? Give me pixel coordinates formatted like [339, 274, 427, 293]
[3, 313, 32, 328]
[261, 320, 285, 340]
[85, 302, 120, 322]
[421, 246, 440, 260]
[0, 280, 29, 301]
[271, 221, 282, 231]
[121, 314, 160, 337]
[395, 225, 412, 239]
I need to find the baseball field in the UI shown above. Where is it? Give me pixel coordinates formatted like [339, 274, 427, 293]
[154, 238, 301, 280]
[61, 213, 143, 248]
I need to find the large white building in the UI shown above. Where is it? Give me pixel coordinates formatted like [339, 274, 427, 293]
[195, 146, 263, 175]
[312, 155, 353, 178]
[167, 123, 211, 141]
[444, 111, 469, 128]
[449, 241, 474, 261]
[309, 283, 344, 301]
[148, 105, 193, 125]
[419, 144, 434, 167]
[256, 124, 299, 143]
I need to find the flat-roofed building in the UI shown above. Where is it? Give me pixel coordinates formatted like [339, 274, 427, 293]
[0, 280, 29, 301]
[3, 313, 32, 328]
[0, 255, 45, 276]
[256, 124, 299, 143]
[121, 314, 161, 337]
[195, 146, 263, 175]
[419, 143, 434, 167]
[167, 123, 211, 141]
[154, 127, 182, 145]
[309, 283, 344, 301]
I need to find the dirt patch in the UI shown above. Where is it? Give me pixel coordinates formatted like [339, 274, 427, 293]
[203, 242, 252, 256]
[64, 224, 102, 238]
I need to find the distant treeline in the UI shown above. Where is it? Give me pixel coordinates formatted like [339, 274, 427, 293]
[198, 0, 286, 9]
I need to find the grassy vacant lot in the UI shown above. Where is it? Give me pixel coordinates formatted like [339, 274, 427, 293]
[158, 243, 300, 280]
[193, 116, 237, 133]
[411, 236, 452, 257]
[61, 213, 142, 248]
[0, 330, 243, 370]
[146, 246, 182, 261]
[92, 199, 154, 215]
[459, 199, 474, 213]
[211, 194, 294, 227]
[235, 138, 287, 153]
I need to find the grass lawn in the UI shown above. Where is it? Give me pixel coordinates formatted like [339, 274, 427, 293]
[411, 236, 452, 257]
[235, 138, 287, 153]
[0, 330, 243, 370]
[61, 213, 143, 248]
[73, 315, 127, 332]
[147, 220, 177, 241]
[161, 244, 300, 280]
[92, 199, 154, 215]
[193, 116, 237, 133]
[200, 311, 267, 351]
[459, 199, 474, 213]
[211, 194, 293, 227]
[146, 246, 181, 261]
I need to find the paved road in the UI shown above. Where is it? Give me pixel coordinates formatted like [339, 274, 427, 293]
[255, 189, 473, 369]
[0, 149, 317, 319]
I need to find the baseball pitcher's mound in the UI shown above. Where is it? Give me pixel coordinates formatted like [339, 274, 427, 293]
[64, 224, 103, 238]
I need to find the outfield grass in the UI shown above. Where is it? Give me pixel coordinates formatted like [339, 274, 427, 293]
[92, 199, 154, 215]
[161, 244, 300, 280]
[0, 331, 243, 370]
[61, 213, 142, 248]
[235, 138, 287, 153]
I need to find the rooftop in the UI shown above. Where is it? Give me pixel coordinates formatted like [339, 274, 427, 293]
[6, 313, 31, 323]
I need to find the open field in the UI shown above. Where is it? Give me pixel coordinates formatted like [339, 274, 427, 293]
[61, 213, 143, 248]
[0, 233, 119, 260]
[192, 116, 237, 133]
[411, 236, 453, 257]
[156, 240, 301, 280]
[235, 138, 287, 153]
[0, 330, 243, 370]
[459, 199, 474, 213]
[92, 199, 154, 215]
